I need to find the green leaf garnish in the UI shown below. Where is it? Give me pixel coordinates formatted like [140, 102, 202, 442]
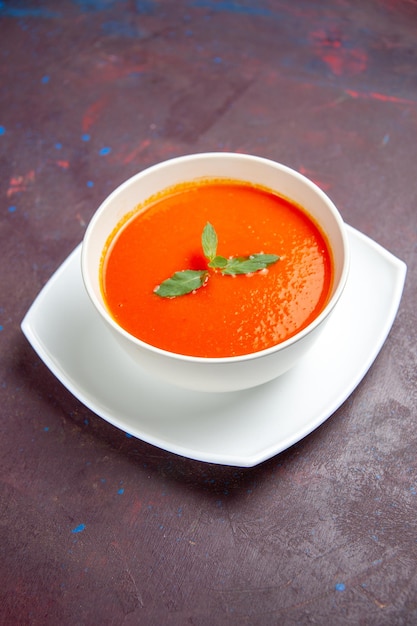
[220, 254, 280, 275]
[154, 270, 208, 298]
[208, 255, 228, 269]
[201, 222, 218, 261]
[155, 223, 280, 298]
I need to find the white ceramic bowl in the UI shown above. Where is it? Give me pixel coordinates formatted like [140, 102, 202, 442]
[81, 152, 349, 392]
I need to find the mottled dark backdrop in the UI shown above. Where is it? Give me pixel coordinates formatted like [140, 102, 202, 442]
[1, 1, 416, 624]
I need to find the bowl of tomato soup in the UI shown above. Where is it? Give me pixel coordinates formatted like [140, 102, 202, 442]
[82, 153, 349, 392]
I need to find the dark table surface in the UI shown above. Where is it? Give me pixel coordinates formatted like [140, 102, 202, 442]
[1, 1, 416, 624]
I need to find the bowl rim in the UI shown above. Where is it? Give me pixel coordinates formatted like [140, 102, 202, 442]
[81, 151, 350, 364]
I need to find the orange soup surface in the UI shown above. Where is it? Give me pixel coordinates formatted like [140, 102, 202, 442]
[101, 180, 333, 357]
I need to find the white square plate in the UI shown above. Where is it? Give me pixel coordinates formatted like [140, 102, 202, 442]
[21, 225, 406, 467]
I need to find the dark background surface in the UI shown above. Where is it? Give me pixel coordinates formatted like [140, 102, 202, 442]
[1, 1, 416, 624]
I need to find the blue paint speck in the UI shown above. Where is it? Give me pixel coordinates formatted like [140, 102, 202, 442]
[8, 206, 16, 213]
[0, 325, 4, 331]
[81, 133, 91, 141]
[192, 1, 272, 18]
[335, 583, 346, 592]
[213, 56, 222, 63]
[72, 0, 121, 13]
[135, 0, 155, 15]
[99, 146, 112, 156]
[44, 426, 49, 431]
[102, 20, 144, 38]
[125, 432, 133, 438]
[71, 523, 86, 534]
[55, 142, 62, 150]
[41, 75, 50, 84]
[0, 126, 5, 135]
[0, 5, 59, 18]
[117, 488, 124, 495]
[86, 180, 94, 188]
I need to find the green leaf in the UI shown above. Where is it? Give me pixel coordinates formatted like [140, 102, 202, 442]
[154, 270, 208, 298]
[201, 222, 218, 261]
[154, 223, 280, 297]
[249, 253, 280, 264]
[221, 254, 280, 275]
[208, 255, 228, 268]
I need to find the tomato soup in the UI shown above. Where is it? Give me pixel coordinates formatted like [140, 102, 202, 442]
[101, 180, 333, 358]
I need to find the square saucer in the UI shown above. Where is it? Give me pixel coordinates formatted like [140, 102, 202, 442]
[21, 226, 406, 467]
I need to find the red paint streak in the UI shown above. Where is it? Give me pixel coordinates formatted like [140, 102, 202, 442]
[82, 61, 145, 131]
[7, 170, 35, 197]
[321, 47, 367, 76]
[346, 89, 414, 105]
[82, 95, 110, 133]
[120, 139, 151, 164]
[299, 166, 331, 191]
[320, 51, 344, 76]
[312, 95, 350, 111]
[56, 160, 70, 169]
[75, 212, 86, 227]
[311, 29, 367, 76]
[129, 497, 143, 520]
[119, 140, 192, 166]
